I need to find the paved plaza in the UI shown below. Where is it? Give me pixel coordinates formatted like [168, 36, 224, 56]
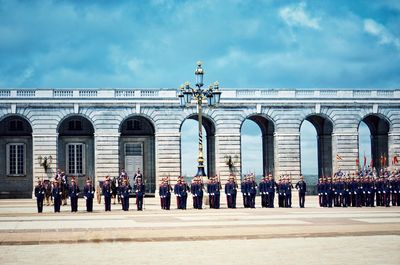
[0, 196, 399, 265]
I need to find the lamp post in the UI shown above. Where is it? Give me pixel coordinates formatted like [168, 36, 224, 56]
[178, 61, 221, 177]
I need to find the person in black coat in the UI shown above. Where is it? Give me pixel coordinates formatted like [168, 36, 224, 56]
[34, 179, 45, 213]
[134, 178, 146, 211]
[102, 176, 112, 211]
[83, 178, 95, 212]
[119, 179, 132, 211]
[52, 180, 62, 213]
[295, 174, 307, 208]
[68, 177, 80, 212]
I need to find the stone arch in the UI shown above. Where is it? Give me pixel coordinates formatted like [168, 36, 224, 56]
[240, 113, 275, 176]
[57, 115, 95, 185]
[180, 113, 217, 177]
[359, 113, 390, 170]
[300, 113, 334, 177]
[0, 115, 33, 198]
[119, 115, 156, 193]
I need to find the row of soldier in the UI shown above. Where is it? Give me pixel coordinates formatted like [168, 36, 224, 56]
[158, 174, 307, 211]
[317, 168, 400, 208]
[34, 168, 146, 213]
[35, 169, 400, 213]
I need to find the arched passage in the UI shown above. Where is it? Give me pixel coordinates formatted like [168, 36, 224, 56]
[180, 115, 216, 178]
[57, 115, 95, 186]
[119, 116, 156, 193]
[0, 115, 33, 198]
[300, 115, 333, 177]
[359, 114, 390, 171]
[241, 115, 275, 177]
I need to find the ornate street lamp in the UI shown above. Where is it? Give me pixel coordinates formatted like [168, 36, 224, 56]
[178, 61, 221, 177]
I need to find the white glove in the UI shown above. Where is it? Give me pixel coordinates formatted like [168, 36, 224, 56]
[84, 196, 87, 200]
[92, 191, 94, 194]
[121, 195, 124, 198]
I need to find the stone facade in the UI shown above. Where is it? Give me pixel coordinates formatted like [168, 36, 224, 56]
[0, 88, 399, 198]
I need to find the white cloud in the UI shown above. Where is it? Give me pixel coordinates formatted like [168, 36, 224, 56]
[279, 2, 320, 30]
[364, 19, 400, 48]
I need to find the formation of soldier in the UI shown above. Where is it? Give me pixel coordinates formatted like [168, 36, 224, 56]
[34, 167, 400, 213]
[34, 168, 146, 213]
[318, 168, 400, 208]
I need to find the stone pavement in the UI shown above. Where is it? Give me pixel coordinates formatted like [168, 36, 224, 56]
[0, 196, 399, 265]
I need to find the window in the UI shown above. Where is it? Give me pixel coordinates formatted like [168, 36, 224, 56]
[9, 120, 23, 131]
[125, 143, 143, 156]
[6, 143, 25, 176]
[66, 143, 85, 175]
[127, 119, 141, 130]
[68, 120, 82, 130]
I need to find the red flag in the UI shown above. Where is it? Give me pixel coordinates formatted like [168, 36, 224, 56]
[370, 159, 373, 168]
[363, 153, 366, 167]
[356, 158, 359, 167]
[383, 154, 387, 166]
[393, 155, 399, 165]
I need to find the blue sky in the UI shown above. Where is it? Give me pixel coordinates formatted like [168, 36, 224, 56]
[1, 0, 398, 176]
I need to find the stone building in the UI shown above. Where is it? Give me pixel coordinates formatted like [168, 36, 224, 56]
[0, 88, 399, 198]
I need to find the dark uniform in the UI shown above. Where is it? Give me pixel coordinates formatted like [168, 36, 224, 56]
[225, 177, 237, 208]
[119, 181, 132, 211]
[249, 176, 257, 208]
[134, 179, 146, 211]
[295, 176, 307, 208]
[68, 178, 80, 212]
[52, 181, 62, 213]
[102, 178, 112, 211]
[191, 177, 203, 209]
[34, 180, 45, 213]
[259, 177, 267, 208]
[159, 178, 172, 210]
[83, 179, 95, 212]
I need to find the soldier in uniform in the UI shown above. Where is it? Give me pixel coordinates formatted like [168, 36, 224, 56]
[191, 176, 203, 209]
[181, 178, 190, 209]
[68, 177, 80, 212]
[52, 180, 62, 213]
[134, 177, 146, 210]
[102, 176, 112, 211]
[83, 178, 95, 212]
[259, 175, 267, 208]
[119, 178, 132, 211]
[214, 176, 221, 209]
[295, 174, 307, 208]
[249, 175, 257, 208]
[43, 179, 52, 206]
[34, 179, 45, 213]
[241, 176, 249, 208]
[174, 178, 182, 209]
[285, 176, 293, 208]
[225, 176, 237, 208]
[267, 174, 276, 208]
[162, 177, 172, 210]
[207, 177, 215, 209]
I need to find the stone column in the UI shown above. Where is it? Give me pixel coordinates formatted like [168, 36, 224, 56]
[332, 132, 358, 173]
[155, 132, 181, 186]
[215, 133, 241, 183]
[94, 133, 120, 181]
[262, 133, 275, 176]
[32, 133, 58, 197]
[274, 132, 301, 180]
[318, 134, 333, 177]
[389, 131, 400, 170]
